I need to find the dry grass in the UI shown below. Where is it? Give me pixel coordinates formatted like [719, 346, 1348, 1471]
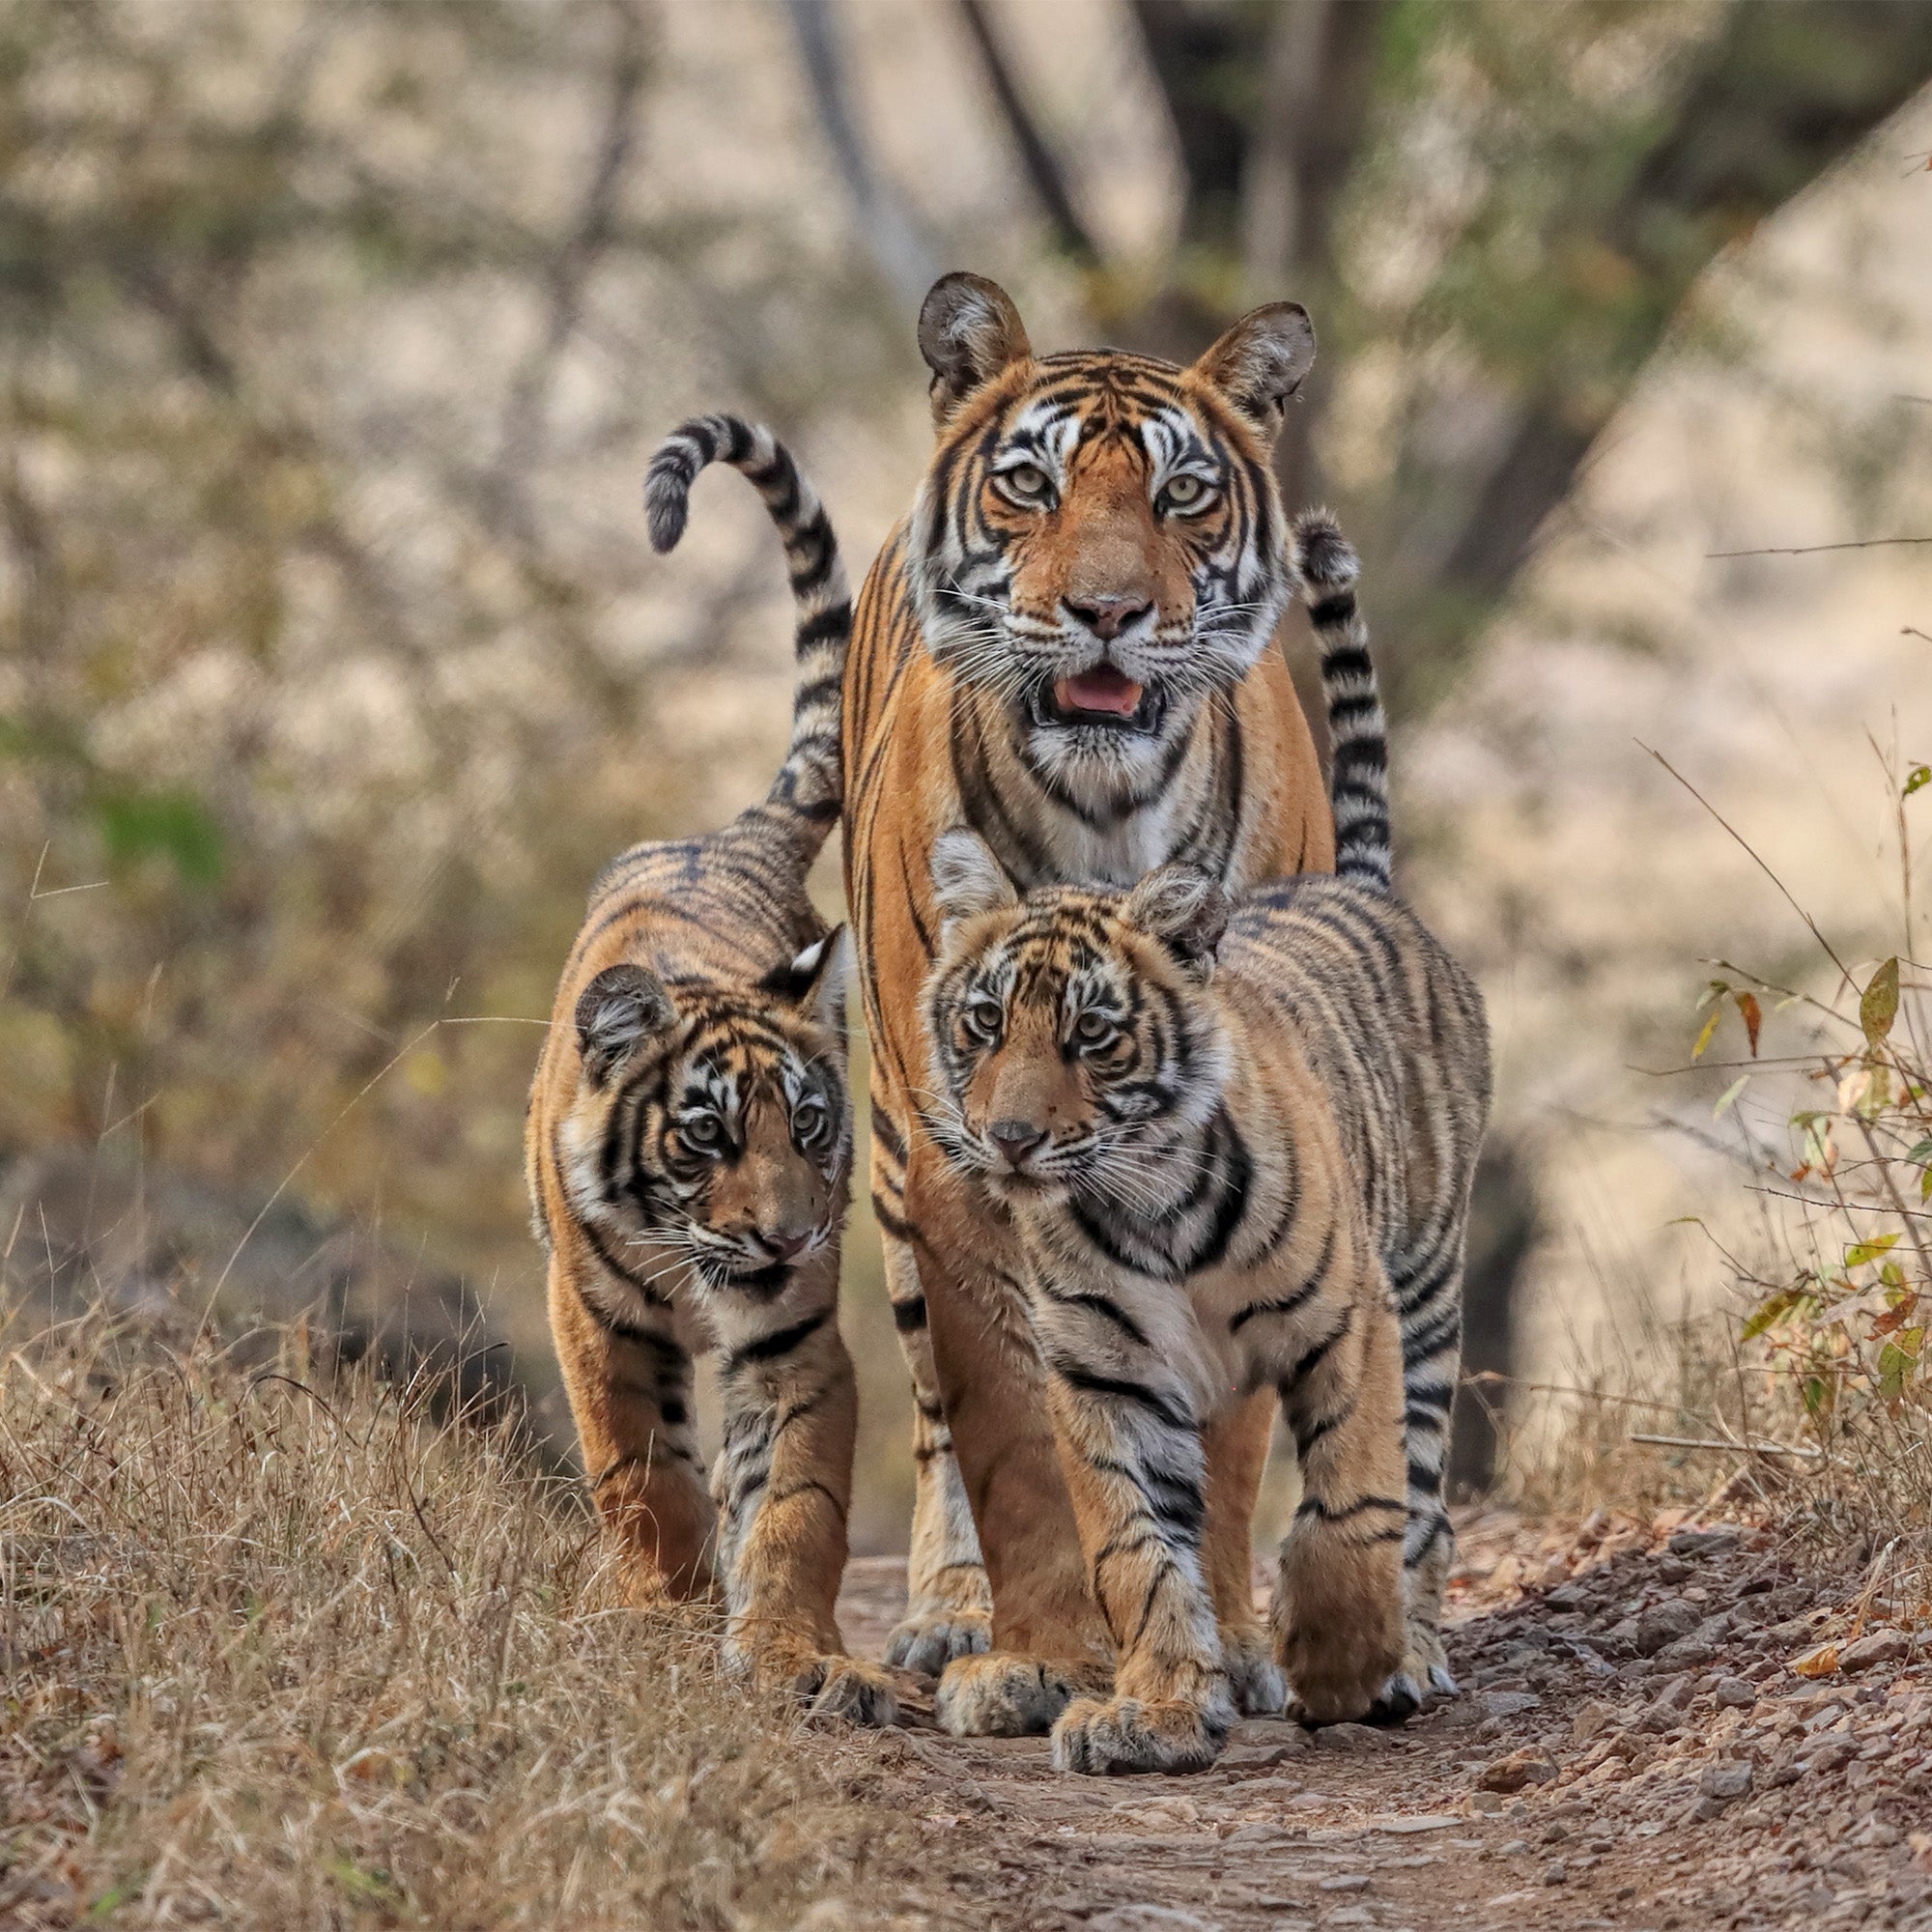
[0, 1303, 916, 1930]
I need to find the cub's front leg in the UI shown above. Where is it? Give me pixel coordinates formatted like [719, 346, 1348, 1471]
[1271, 1264, 1411, 1724]
[1040, 1363, 1234, 1775]
[712, 1285, 898, 1726]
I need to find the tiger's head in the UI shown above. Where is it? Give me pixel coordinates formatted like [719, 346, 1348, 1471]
[921, 829, 1231, 1205]
[556, 931, 852, 1296]
[905, 272, 1314, 810]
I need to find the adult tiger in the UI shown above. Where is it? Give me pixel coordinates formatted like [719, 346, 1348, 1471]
[844, 273, 1336, 1734]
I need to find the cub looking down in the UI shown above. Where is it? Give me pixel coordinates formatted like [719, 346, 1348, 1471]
[526, 415, 893, 1722]
[919, 518, 1490, 1773]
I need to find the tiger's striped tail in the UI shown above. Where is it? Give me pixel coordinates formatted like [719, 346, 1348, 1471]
[1294, 508, 1390, 895]
[645, 414, 852, 856]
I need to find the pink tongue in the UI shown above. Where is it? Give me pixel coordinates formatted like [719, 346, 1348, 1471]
[1057, 666, 1145, 718]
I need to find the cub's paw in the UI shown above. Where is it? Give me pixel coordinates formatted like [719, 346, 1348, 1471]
[935, 1653, 1110, 1737]
[1050, 1695, 1227, 1776]
[1405, 1625, 1458, 1701]
[1365, 1668, 1424, 1726]
[794, 1654, 901, 1728]
[1221, 1623, 1287, 1718]
[885, 1605, 991, 1678]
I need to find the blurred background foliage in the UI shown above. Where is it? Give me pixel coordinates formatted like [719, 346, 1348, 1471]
[4, 0, 1930, 1548]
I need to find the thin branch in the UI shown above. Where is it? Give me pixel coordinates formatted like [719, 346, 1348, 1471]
[1707, 536, 1932, 559]
[953, 0, 1100, 266]
[1630, 1432, 1824, 1461]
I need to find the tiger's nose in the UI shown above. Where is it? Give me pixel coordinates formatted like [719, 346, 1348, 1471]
[988, 1120, 1047, 1168]
[1064, 595, 1151, 640]
[762, 1227, 813, 1262]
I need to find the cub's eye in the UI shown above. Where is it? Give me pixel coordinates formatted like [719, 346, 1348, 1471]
[678, 1113, 724, 1154]
[997, 463, 1053, 507]
[1073, 1010, 1119, 1050]
[1158, 473, 1213, 514]
[792, 1096, 831, 1150]
[962, 996, 1004, 1044]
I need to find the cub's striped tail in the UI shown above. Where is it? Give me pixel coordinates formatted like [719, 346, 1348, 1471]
[645, 414, 852, 856]
[1294, 509, 1390, 895]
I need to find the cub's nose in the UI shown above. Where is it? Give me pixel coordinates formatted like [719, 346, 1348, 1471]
[1064, 595, 1151, 641]
[761, 1228, 813, 1262]
[988, 1120, 1047, 1169]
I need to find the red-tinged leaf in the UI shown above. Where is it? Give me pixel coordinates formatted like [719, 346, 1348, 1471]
[1845, 1233, 1902, 1268]
[1735, 991, 1762, 1058]
[1693, 1008, 1721, 1061]
[1861, 957, 1899, 1047]
[1872, 1293, 1919, 1337]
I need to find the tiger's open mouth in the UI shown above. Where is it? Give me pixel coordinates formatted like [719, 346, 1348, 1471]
[1037, 664, 1162, 733]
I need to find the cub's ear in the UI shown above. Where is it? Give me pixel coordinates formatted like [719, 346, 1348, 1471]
[930, 827, 1018, 931]
[1122, 865, 1230, 974]
[763, 925, 852, 1039]
[574, 963, 673, 1087]
[919, 272, 1033, 426]
[1192, 302, 1315, 445]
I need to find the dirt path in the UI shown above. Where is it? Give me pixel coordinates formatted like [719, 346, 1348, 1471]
[826, 1513, 1932, 1931]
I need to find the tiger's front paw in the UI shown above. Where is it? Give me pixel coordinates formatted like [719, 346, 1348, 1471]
[885, 1605, 991, 1678]
[1050, 1694, 1228, 1776]
[935, 1652, 1111, 1737]
[793, 1654, 902, 1728]
[1221, 1622, 1287, 1718]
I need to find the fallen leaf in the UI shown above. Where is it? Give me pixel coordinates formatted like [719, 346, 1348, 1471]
[1791, 1642, 1840, 1679]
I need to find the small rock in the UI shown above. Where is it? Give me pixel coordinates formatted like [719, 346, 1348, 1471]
[1668, 1527, 1742, 1557]
[1220, 1743, 1305, 1773]
[1572, 1699, 1614, 1743]
[1840, 1629, 1910, 1672]
[1635, 1599, 1701, 1656]
[1477, 1749, 1558, 1793]
[1220, 1821, 1290, 1846]
[1480, 1690, 1544, 1721]
[1287, 1791, 1330, 1811]
[1090, 1911, 1223, 1932]
[1111, 1797, 1199, 1832]
[1367, 1815, 1459, 1834]
[1714, 1677, 1756, 1709]
[1317, 1874, 1371, 1893]
[1699, 1761, 1752, 1802]
[1469, 1791, 1508, 1815]
[1313, 1722, 1393, 1753]
[1544, 1861, 1570, 1887]
[1499, 1837, 1531, 1856]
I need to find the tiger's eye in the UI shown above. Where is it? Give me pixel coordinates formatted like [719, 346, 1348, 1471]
[1160, 473, 1209, 511]
[681, 1114, 723, 1151]
[793, 1097, 829, 1148]
[965, 997, 1003, 1041]
[1001, 463, 1050, 504]
[1074, 1010, 1117, 1046]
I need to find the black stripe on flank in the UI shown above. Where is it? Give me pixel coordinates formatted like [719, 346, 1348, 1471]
[770, 1478, 847, 1521]
[579, 1218, 673, 1308]
[723, 1308, 829, 1373]
[1278, 1311, 1351, 1392]
[1229, 1224, 1333, 1333]
[1047, 1290, 1151, 1349]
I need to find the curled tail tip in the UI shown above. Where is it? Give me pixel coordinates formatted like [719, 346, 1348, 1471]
[1293, 507, 1359, 598]
[643, 447, 696, 554]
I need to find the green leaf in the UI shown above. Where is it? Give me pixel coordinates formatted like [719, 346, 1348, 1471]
[1878, 1341, 1918, 1401]
[1905, 1138, 1932, 1167]
[1714, 1075, 1749, 1120]
[1845, 1233, 1903, 1268]
[95, 787, 224, 889]
[1743, 1288, 1805, 1341]
[1904, 763, 1930, 799]
[1861, 957, 1899, 1048]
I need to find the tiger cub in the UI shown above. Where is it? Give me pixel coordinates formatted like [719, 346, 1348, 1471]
[918, 515, 1490, 1772]
[526, 414, 895, 1722]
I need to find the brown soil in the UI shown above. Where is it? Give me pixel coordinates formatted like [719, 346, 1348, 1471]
[825, 1511, 1932, 1931]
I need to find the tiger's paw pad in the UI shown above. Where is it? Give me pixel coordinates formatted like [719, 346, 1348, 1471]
[796, 1655, 901, 1729]
[935, 1653, 1108, 1738]
[1222, 1631, 1287, 1717]
[1365, 1669, 1424, 1726]
[885, 1605, 991, 1679]
[1050, 1695, 1226, 1776]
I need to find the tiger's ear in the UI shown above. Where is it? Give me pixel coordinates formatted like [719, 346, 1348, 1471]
[1192, 302, 1316, 446]
[1122, 865, 1230, 975]
[919, 273, 1033, 426]
[930, 827, 1018, 932]
[574, 963, 673, 1087]
[763, 926, 851, 1039]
